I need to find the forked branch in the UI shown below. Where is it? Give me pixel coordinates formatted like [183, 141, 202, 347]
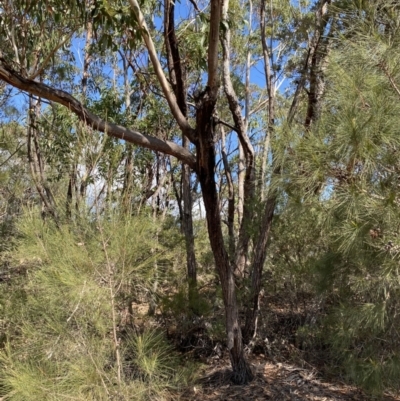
[128, 0, 196, 143]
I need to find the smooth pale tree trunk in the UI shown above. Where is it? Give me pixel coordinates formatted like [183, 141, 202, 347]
[241, 0, 278, 344]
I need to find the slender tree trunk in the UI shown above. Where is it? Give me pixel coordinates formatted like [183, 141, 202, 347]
[221, 126, 235, 261]
[260, 133, 270, 201]
[67, 19, 93, 217]
[237, 143, 245, 225]
[242, 0, 277, 343]
[196, 92, 253, 384]
[27, 95, 58, 222]
[120, 50, 134, 214]
[235, 143, 246, 276]
[243, 194, 276, 342]
[220, 0, 256, 280]
[305, 0, 330, 129]
[121, 144, 134, 214]
[243, 0, 333, 343]
[182, 137, 198, 311]
[164, 0, 198, 310]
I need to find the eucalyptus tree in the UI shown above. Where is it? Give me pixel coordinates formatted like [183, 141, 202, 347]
[0, 0, 336, 383]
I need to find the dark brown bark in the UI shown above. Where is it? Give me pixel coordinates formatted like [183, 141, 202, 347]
[165, 0, 188, 119]
[288, 0, 331, 127]
[243, 193, 276, 343]
[196, 90, 253, 384]
[165, 0, 198, 311]
[304, 0, 331, 129]
[66, 173, 73, 218]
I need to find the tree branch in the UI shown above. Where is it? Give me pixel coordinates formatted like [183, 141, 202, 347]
[0, 60, 197, 169]
[220, 0, 254, 163]
[207, 0, 222, 98]
[189, 0, 201, 13]
[28, 32, 75, 80]
[221, 0, 255, 277]
[379, 61, 400, 100]
[128, 0, 196, 143]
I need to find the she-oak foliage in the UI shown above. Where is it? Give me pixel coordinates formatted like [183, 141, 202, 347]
[279, 3, 400, 392]
[0, 212, 194, 400]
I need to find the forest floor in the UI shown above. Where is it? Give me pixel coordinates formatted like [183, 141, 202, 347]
[140, 293, 400, 401]
[180, 356, 400, 401]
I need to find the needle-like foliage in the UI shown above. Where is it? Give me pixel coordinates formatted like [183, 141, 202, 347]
[277, 2, 400, 393]
[0, 209, 194, 400]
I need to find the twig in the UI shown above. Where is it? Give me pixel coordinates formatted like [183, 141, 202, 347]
[378, 61, 400, 100]
[98, 224, 123, 387]
[67, 280, 87, 323]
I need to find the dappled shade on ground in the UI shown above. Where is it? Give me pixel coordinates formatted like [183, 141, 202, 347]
[181, 358, 400, 401]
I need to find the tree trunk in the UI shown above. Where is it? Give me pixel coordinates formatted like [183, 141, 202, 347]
[221, 126, 235, 261]
[243, 194, 276, 343]
[242, 0, 278, 343]
[196, 91, 253, 384]
[68, 18, 93, 217]
[27, 95, 58, 222]
[164, 0, 198, 311]
[305, 0, 330, 129]
[182, 138, 198, 312]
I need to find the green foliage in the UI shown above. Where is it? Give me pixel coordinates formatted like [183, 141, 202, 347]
[125, 330, 179, 381]
[0, 210, 194, 400]
[0, 122, 31, 253]
[275, 2, 400, 393]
